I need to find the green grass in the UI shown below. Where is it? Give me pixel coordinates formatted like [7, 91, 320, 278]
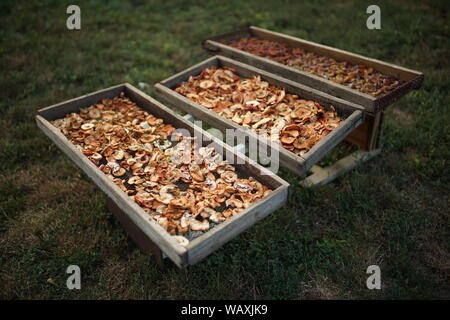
[0, 0, 449, 299]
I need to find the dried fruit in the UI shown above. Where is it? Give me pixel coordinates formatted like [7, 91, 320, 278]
[175, 66, 342, 157]
[81, 123, 94, 130]
[227, 37, 402, 97]
[190, 219, 210, 231]
[51, 93, 272, 238]
[172, 235, 189, 247]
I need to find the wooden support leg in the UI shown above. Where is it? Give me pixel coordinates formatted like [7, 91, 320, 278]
[345, 111, 384, 150]
[301, 111, 384, 187]
[106, 198, 164, 267]
[300, 149, 381, 187]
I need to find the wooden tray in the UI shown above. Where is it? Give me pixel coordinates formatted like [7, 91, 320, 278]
[36, 83, 289, 267]
[154, 56, 365, 176]
[202, 26, 424, 113]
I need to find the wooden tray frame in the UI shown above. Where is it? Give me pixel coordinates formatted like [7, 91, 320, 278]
[36, 83, 289, 267]
[154, 56, 365, 177]
[201, 26, 425, 186]
[202, 25, 424, 113]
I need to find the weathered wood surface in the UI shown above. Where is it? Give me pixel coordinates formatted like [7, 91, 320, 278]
[369, 111, 385, 150]
[36, 83, 289, 267]
[202, 26, 424, 112]
[155, 56, 364, 176]
[344, 115, 372, 150]
[38, 84, 124, 121]
[300, 149, 382, 187]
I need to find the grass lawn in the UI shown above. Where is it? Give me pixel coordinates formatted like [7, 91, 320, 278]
[0, 0, 449, 299]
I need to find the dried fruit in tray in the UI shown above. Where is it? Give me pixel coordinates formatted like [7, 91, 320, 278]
[51, 93, 272, 246]
[226, 37, 402, 97]
[175, 66, 342, 157]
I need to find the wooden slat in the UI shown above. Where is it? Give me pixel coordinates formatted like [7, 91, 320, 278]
[38, 84, 124, 120]
[202, 26, 251, 52]
[344, 116, 372, 150]
[369, 111, 385, 150]
[161, 56, 219, 89]
[250, 26, 421, 81]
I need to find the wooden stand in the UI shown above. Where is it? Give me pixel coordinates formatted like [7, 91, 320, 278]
[106, 197, 164, 267]
[301, 111, 384, 187]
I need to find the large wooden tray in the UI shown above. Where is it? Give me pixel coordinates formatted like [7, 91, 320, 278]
[36, 83, 289, 267]
[154, 56, 365, 176]
[202, 26, 424, 113]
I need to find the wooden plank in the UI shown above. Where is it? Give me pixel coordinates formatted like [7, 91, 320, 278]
[187, 185, 288, 265]
[38, 84, 124, 120]
[301, 149, 382, 187]
[344, 116, 373, 150]
[202, 26, 424, 112]
[250, 26, 422, 81]
[155, 56, 364, 177]
[36, 84, 289, 267]
[344, 111, 383, 151]
[369, 111, 384, 150]
[161, 56, 219, 89]
[202, 26, 251, 52]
